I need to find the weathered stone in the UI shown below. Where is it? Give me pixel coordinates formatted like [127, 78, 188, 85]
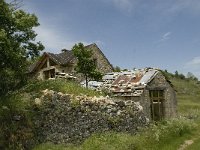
[35, 98, 41, 105]
[34, 89, 149, 144]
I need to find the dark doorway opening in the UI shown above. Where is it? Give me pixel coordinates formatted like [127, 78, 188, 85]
[43, 69, 55, 79]
[150, 90, 164, 121]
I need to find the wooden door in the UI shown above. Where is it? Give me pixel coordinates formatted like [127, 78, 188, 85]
[150, 90, 164, 121]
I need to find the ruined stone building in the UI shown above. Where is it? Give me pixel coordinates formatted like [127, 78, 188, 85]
[86, 68, 177, 121]
[109, 69, 177, 121]
[29, 43, 113, 80]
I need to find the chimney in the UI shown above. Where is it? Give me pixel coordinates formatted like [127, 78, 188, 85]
[61, 49, 68, 53]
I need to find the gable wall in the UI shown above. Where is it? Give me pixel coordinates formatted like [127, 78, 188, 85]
[90, 45, 113, 73]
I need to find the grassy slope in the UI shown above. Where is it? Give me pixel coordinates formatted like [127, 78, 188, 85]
[171, 78, 200, 114]
[171, 78, 200, 149]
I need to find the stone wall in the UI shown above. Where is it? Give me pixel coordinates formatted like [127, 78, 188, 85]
[34, 90, 149, 144]
[90, 44, 113, 73]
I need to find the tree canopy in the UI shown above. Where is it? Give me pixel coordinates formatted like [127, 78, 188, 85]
[0, 0, 44, 95]
[72, 43, 102, 88]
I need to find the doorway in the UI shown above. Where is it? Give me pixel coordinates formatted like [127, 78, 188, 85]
[149, 90, 164, 121]
[43, 69, 55, 79]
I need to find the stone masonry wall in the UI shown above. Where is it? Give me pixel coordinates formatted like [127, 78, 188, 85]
[90, 44, 113, 73]
[34, 90, 149, 144]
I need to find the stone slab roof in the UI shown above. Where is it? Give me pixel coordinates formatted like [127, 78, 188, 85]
[110, 69, 159, 96]
[81, 68, 160, 97]
[47, 50, 75, 65]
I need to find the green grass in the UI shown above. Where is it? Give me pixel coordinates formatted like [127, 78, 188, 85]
[171, 78, 200, 114]
[34, 118, 197, 150]
[0, 79, 102, 113]
[168, 78, 200, 150]
[186, 136, 200, 150]
[24, 79, 102, 98]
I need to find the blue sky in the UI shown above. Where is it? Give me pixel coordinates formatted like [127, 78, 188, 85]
[18, 0, 200, 78]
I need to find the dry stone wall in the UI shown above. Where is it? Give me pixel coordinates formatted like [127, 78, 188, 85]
[34, 90, 149, 144]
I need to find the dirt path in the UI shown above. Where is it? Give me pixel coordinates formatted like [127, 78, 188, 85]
[178, 140, 194, 150]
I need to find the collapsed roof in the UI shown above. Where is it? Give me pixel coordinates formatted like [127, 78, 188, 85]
[110, 69, 158, 97]
[82, 68, 160, 97]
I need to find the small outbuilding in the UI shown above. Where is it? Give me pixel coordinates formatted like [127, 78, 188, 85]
[110, 68, 177, 121]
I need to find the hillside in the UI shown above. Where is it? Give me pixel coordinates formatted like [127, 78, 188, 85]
[1, 76, 200, 150]
[171, 78, 200, 114]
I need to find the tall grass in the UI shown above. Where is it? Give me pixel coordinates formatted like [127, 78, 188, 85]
[23, 79, 102, 98]
[34, 117, 197, 150]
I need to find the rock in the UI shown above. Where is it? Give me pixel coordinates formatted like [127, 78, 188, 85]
[116, 101, 125, 107]
[35, 98, 41, 105]
[13, 115, 21, 121]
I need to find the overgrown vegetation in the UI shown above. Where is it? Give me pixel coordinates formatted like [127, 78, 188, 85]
[0, 0, 44, 95]
[1, 70, 200, 149]
[33, 118, 197, 150]
[0, 79, 102, 149]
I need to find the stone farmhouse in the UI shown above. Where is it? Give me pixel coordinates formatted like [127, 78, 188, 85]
[86, 68, 177, 121]
[29, 43, 114, 80]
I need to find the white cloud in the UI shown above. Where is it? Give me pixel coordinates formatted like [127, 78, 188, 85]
[186, 56, 200, 66]
[34, 25, 103, 53]
[160, 32, 172, 42]
[184, 56, 200, 79]
[112, 0, 132, 11]
[103, 0, 137, 12]
[34, 26, 74, 52]
[162, 0, 200, 15]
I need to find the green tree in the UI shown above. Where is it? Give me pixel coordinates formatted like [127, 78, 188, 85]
[175, 70, 179, 78]
[179, 73, 185, 80]
[72, 43, 102, 88]
[187, 72, 198, 81]
[0, 0, 44, 95]
[113, 66, 121, 72]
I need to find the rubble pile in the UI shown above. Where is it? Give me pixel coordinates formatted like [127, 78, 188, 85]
[34, 89, 149, 144]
